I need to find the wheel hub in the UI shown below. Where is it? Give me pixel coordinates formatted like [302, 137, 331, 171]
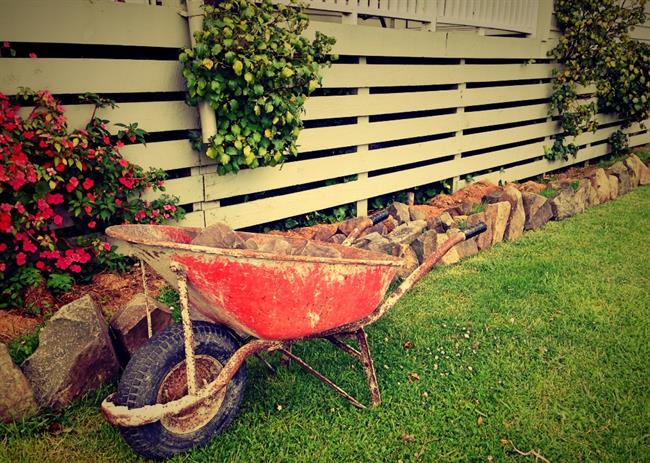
[156, 355, 227, 434]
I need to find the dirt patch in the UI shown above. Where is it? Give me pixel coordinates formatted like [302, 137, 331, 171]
[429, 181, 501, 209]
[0, 266, 167, 343]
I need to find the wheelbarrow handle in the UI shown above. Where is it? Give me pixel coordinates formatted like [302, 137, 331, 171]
[463, 221, 487, 240]
[369, 209, 389, 225]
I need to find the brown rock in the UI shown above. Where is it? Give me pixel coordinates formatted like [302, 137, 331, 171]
[500, 186, 525, 241]
[624, 156, 641, 187]
[580, 178, 599, 208]
[328, 233, 346, 245]
[522, 192, 553, 230]
[484, 202, 511, 245]
[396, 246, 419, 279]
[109, 294, 172, 362]
[387, 202, 411, 224]
[517, 180, 546, 194]
[360, 223, 387, 237]
[295, 241, 342, 259]
[550, 186, 578, 220]
[589, 168, 611, 203]
[338, 216, 370, 236]
[466, 212, 492, 250]
[625, 154, 650, 186]
[191, 222, 245, 249]
[21, 295, 119, 410]
[258, 237, 293, 254]
[386, 220, 427, 246]
[353, 232, 399, 255]
[312, 224, 338, 242]
[608, 175, 619, 199]
[0, 343, 38, 423]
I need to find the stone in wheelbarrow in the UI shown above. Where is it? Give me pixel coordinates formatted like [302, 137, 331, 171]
[191, 222, 246, 249]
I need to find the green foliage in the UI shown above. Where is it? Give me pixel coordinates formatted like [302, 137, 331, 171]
[540, 188, 558, 199]
[547, 0, 648, 160]
[7, 326, 41, 365]
[570, 180, 580, 192]
[0, 267, 42, 309]
[180, 0, 336, 175]
[46, 273, 74, 295]
[608, 130, 631, 157]
[470, 203, 486, 214]
[158, 285, 180, 323]
[635, 148, 650, 163]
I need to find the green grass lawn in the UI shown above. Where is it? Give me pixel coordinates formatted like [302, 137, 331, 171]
[2, 186, 649, 463]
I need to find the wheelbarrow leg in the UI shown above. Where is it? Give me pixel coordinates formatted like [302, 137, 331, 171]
[356, 328, 381, 407]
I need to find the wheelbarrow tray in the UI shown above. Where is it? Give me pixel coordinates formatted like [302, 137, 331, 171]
[106, 225, 402, 340]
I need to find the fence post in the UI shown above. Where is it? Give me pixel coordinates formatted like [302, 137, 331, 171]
[425, 0, 437, 32]
[452, 59, 466, 193]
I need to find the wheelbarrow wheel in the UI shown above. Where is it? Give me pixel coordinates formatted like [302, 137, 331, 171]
[114, 321, 246, 460]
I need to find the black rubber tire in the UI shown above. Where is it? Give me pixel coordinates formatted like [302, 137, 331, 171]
[114, 321, 246, 460]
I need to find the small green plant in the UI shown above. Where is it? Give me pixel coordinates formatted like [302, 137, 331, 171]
[540, 188, 558, 199]
[180, 0, 336, 174]
[470, 203, 486, 214]
[634, 149, 650, 163]
[158, 285, 181, 323]
[46, 273, 74, 295]
[570, 181, 580, 192]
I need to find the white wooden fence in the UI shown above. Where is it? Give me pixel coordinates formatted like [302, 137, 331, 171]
[1, 0, 649, 229]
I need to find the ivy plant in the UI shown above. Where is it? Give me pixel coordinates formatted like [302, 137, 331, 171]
[180, 0, 336, 175]
[547, 0, 649, 161]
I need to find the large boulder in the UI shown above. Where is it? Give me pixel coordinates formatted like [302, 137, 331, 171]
[0, 344, 38, 423]
[579, 178, 598, 209]
[21, 295, 119, 410]
[623, 156, 641, 187]
[522, 192, 553, 230]
[191, 222, 245, 249]
[607, 162, 632, 195]
[484, 202, 511, 245]
[466, 212, 493, 250]
[589, 168, 611, 203]
[109, 293, 172, 362]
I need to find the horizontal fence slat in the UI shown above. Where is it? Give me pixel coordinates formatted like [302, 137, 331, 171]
[121, 140, 200, 171]
[304, 89, 461, 120]
[297, 112, 460, 152]
[0, 59, 185, 94]
[463, 83, 553, 106]
[461, 120, 558, 152]
[322, 63, 555, 88]
[141, 175, 204, 205]
[20, 101, 198, 133]
[462, 103, 550, 129]
[178, 210, 205, 228]
[307, 23, 556, 58]
[0, 0, 190, 48]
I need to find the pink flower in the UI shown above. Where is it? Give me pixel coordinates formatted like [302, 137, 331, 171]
[0, 243, 6, 251]
[35, 261, 46, 270]
[82, 178, 94, 190]
[114, 198, 122, 206]
[84, 205, 92, 214]
[102, 242, 111, 251]
[46, 193, 64, 205]
[0, 263, 5, 272]
[119, 159, 129, 167]
[66, 176, 79, 192]
[88, 221, 96, 229]
[28, 52, 37, 59]
[2, 42, 9, 48]
[16, 252, 26, 266]
[53, 215, 63, 226]
[70, 264, 82, 273]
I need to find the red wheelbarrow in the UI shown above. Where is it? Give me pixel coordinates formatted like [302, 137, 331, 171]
[102, 217, 486, 459]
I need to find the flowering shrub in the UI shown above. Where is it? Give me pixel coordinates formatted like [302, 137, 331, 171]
[0, 89, 184, 309]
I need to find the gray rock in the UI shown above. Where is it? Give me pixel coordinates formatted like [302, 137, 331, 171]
[191, 222, 245, 249]
[522, 192, 553, 230]
[550, 187, 578, 220]
[466, 212, 492, 250]
[589, 168, 611, 204]
[0, 344, 38, 423]
[295, 241, 342, 259]
[386, 220, 427, 246]
[411, 230, 460, 266]
[353, 232, 398, 255]
[22, 295, 119, 410]
[109, 294, 172, 362]
[387, 202, 411, 224]
[485, 201, 511, 245]
[258, 237, 293, 254]
[607, 162, 632, 195]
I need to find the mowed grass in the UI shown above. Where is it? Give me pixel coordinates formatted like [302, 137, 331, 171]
[2, 186, 650, 463]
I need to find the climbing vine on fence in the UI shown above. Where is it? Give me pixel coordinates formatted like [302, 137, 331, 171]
[180, 0, 336, 175]
[547, 0, 649, 160]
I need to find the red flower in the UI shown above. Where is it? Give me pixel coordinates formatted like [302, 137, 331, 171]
[114, 198, 122, 206]
[22, 240, 37, 253]
[0, 212, 12, 233]
[102, 135, 110, 145]
[0, 263, 5, 272]
[86, 192, 95, 201]
[118, 177, 135, 189]
[70, 264, 82, 273]
[102, 242, 111, 251]
[46, 193, 64, 205]
[28, 52, 37, 59]
[35, 261, 46, 270]
[55, 162, 66, 172]
[0, 243, 6, 251]
[2, 42, 9, 48]
[66, 176, 79, 192]
[82, 178, 94, 190]
[88, 221, 96, 229]
[119, 159, 129, 167]
[84, 205, 92, 214]
[16, 252, 26, 266]
[53, 215, 63, 226]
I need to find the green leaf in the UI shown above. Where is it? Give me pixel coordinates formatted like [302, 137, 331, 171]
[233, 60, 243, 75]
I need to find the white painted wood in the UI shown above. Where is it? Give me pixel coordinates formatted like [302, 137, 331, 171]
[0, 0, 190, 47]
[121, 140, 201, 171]
[141, 175, 204, 205]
